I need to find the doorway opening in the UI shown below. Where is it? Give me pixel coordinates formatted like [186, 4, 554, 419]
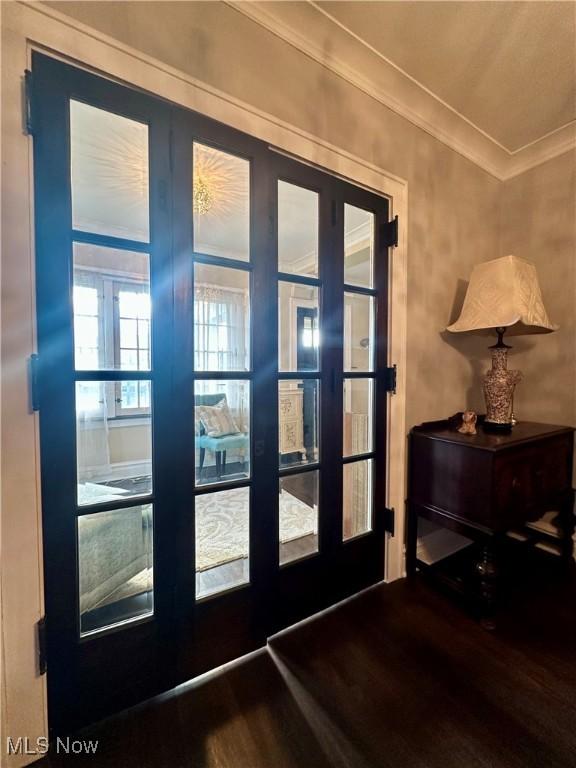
[32, 51, 391, 735]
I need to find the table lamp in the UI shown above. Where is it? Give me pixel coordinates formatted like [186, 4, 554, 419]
[447, 255, 558, 431]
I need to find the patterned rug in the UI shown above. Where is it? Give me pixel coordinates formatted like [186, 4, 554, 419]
[195, 488, 317, 571]
[91, 489, 317, 612]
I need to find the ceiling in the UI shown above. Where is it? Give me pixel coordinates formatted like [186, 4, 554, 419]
[235, 1, 576, 177]
[316, 1, 576, 152]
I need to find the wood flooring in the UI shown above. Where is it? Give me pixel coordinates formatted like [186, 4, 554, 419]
[38, 555, 576, 767]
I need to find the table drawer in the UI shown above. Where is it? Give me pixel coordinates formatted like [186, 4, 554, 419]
[494, 435, 573, 520]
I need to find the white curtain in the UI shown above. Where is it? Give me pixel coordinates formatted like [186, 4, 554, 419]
[194, 284, 248, 373]
[194, 284, 249, 436]
[77, 382, 112, 499]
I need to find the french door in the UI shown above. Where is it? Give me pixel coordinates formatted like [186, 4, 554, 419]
[32, 53, 390, 736]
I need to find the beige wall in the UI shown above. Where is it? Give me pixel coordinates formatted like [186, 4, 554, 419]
[1, 6, 47, 764]
[500, 151, 576, 428]
[108, 424, 151, 465]
[46, 0, 501, 429]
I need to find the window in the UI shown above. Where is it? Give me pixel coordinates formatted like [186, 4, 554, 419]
[116, 285, 150, 371]
[73, 268, 151, 417]
[73, 283, 100, 370]
[194, 284, 249, 372]
[115, 283, 151, 415]
[301, 313, 319, 349]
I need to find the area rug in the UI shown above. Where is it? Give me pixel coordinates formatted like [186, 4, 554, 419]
[195, 487, 317, 571]
[90, 489, 317, 612]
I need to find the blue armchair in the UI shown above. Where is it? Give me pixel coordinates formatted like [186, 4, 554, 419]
[195, 393, 249, 481]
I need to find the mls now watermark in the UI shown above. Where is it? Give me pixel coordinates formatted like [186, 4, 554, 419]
[7, 736, 99, 756]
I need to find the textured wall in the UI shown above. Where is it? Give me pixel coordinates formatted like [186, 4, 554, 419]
[500, 151, 576, 428]
[46, 0, 501, 429]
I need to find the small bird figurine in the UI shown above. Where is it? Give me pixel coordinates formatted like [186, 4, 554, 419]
[458, 410, 477, 435]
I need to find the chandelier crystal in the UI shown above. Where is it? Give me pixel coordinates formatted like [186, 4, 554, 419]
[193, 176, 214, 215]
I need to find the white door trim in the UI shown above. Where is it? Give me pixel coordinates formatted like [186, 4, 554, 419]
[1, 2, 408, 760]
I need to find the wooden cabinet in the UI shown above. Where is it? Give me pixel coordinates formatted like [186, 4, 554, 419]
[279, 388, 305, 456]
[407, 419, 575, 625]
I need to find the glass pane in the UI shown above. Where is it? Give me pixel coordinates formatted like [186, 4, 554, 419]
[70, 101, 149, 242]
[279, 282, 319, 372]
[73, 243, 150, 371]
[120, 318, 138, 349]
[279, 471, 319, 565]
[195, 380, 250, 487]
[279, 380, 319, 468]
[344, 204, 374, 288]
[76, 381, 152, 506]
[120, 350, 138, 371]
[344, 292, 374, 372]
[343, 379, 374, 457]
[343, 459, 373, 540]
[195, 487, 250, 599]
[78, 504, 153, 635]
[278, 181, 318, 278]
[193, 143, 249, 261]
[194, 264, 250, 372]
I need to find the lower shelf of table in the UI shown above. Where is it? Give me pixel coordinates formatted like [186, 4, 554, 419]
[414, 533, 571, 616]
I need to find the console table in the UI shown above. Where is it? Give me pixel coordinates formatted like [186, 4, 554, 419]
[406, 419, 575, 626]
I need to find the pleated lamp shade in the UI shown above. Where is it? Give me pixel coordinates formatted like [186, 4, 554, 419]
[447, 255, 558, 336]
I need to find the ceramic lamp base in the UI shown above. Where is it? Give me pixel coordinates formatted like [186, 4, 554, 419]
[483, 329, 522, 430]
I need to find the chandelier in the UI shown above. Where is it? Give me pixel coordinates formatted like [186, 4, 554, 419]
[193, 176, 215, 215]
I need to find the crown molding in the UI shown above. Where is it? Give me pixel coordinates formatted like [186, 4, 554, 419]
[228, 1, 575, 181]
[503, 122, 576, 180]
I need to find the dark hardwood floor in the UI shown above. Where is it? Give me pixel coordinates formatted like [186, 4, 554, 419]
[40, 555, 576, 767]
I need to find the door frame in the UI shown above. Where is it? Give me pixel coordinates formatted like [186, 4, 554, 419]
[31, 53, 392, 734]
[1, 0, 408, 753]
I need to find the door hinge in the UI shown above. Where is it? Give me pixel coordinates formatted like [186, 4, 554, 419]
[382, 215, 398, 248]
[37, 616, 47, 675]
[29, 354, 41, 412]
[383, 507, 395, 536]
[384, 364, 397, 394]
[24, 70, 34, 136]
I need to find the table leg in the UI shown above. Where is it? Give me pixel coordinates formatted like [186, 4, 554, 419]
[476, 541, 498, 630]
